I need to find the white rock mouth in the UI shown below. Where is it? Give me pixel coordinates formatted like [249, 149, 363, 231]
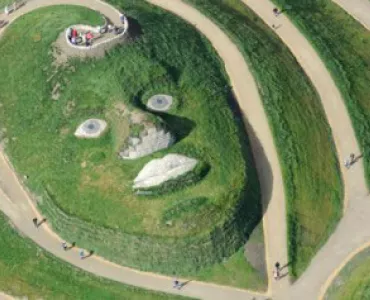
[133, 154, 198, 189]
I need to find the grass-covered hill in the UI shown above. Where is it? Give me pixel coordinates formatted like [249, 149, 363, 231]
[0, 1, 262, 283]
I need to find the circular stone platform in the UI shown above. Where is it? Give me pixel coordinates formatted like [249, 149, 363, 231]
[146, 94, 173, 112]
[74, 119, 107, 138]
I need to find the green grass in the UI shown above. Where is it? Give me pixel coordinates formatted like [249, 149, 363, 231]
[0, 2, 264, 288]
[0, 213, 192, 300]
[184, 0, 342, 279]
[325, 247, 370, 300]
[0, 0, 13, 9]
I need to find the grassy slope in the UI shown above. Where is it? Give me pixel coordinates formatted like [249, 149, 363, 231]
[0, 3, 264, 289]
[271, 1, 370, 186]
[0, 0, 12, 8]
[325, 247, 370, 300]
[0, 214, 192, 300]
[184, 0, 342, 279]
[0, 2, 255, 237]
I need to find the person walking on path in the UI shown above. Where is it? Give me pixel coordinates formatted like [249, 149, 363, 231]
[119, 13, 125, 24]
[173, 278, 181, 290]
[273, 262, 281, 280]
[32, 217, 38, 228]
[273, 7, 280, 16]
[62, 241, 68, 251]
[350, 153, 355, 164]
[79, 249, 85, 259]
[345, 158, 351, 169]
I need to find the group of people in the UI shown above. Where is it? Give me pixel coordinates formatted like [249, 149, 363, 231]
[1, 1, 22, 28]
[4, 1, 21, 15]
[33, 218, 94, 260]
[67, 27, 94, 46]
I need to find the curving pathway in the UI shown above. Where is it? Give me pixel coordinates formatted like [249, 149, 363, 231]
[0, 0, 286, 299]
[0, 292, 13, 300]
[243, 0, 370, 299]
[332, 0, 370, 30]
[2, 0, 370, 299]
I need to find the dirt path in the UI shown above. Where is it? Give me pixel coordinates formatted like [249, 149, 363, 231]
[0, 0, 276, 299]
[332, 0, 370, 30]
[0, 292, 14, 300]
[244, 0, 370, 299]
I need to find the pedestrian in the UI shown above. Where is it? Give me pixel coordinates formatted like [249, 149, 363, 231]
[119, 14, 125, 24]
[79, 249, 85, 259]
[32, 217, 38, 227]
[273, 8, 280, 17]
[344, 159, 351, 169]
[66, 27, 72, 40]
[275, 262, 280, 270]
[62, 241, 68, 251]
[273, 269, 279, 280]
[173, 278, 181, 290]
[350, 153, 355, 163]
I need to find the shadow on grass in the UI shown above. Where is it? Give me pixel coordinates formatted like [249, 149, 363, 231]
[226, 90, 272, 217]
[126, 16, 143, 41]
[159, 113, 196, 142]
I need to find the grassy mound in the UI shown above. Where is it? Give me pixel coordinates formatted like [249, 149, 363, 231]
[184, 0, 342, 279]
[0, 214, 192, 300]
[325, 246, 370, 300]
[0, 2, 262, 285]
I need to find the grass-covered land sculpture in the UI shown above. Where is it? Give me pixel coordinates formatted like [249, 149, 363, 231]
[0, 1, 262, 285]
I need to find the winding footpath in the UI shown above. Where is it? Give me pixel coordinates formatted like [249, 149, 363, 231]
[0, 0, 283, 299]
[332, 0, 370, 30]
[1, 0, 370, 299]
[0, 292, 13, 300]
[243, 0, 370, 299]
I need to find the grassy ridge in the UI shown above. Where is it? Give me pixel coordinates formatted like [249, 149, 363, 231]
[271, 1, 370, 183]
[0, 2, 263, 287]
[184, 0, 342, 278]
[325, 247, 370, 300]
[0, 214, 192, 300]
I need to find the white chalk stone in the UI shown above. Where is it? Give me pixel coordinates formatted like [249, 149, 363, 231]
[120, 127, 175, 159]
[133, 154, 198, 189]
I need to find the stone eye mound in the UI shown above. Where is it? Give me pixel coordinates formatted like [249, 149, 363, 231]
[74, 119, 108, 138]
[146, 94, 173, 112]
